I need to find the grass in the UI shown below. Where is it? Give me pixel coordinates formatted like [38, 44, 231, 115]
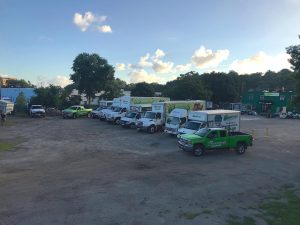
[227, 215, 256, 225]
[202, 209, 214, 214]
[226, 185, 300, 225]
[0, 141, 20, 151]
[180, 212, 201, 220]
[259, 187, 300, 225]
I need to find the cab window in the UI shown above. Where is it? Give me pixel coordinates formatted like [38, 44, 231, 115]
[220, 130, 226, 137]
[208, 131, 218, 139]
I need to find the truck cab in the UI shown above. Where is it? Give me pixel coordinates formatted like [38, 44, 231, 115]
[164, 108, 187, 135]
[136, 111, 164, 133]
[106, 107, 127, 124]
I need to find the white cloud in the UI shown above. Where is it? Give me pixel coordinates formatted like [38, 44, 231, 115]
[128, 69, 161, 83]
[73, 12, 111, 33]
[115, 63, 126, 71]
[175, 64, 192, 72]
[191, 46, 230, 69]
[229, 52, 291, 74]
[36, 75, 72, 87]
[97, 25, 112, 33]
[152, 58, 174, 73]
[73, 12, 96, 32]
[129, 53, 153, 69]
[154, 49, 165, 59]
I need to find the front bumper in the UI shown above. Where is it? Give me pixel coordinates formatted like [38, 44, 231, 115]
[164, 127, 177, 135]
[31, 112, 45, 117]
[178, 140, 194, 151]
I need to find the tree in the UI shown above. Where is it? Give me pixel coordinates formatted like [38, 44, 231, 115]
[70, 53, 115, 104]
[101, 78, 126, 100]
[15, 92, 27, 112]
[286, 36, 300, 110]
[5, 79, 34, 88]
[30, 85, 63, 108]
[131, 82, 155, 97]
[163, 72, 211, 100]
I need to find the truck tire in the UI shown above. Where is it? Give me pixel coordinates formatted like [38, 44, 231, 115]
[73, 113, 77, 119]
[149, 125, 156, 134]
[115, 118, 121, 125]
[236, 142, 246, 155]
[194, 145, 205, 157]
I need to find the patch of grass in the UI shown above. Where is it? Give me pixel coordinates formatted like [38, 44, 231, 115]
[180, 211, 201, 220]
[202, 209, 214, 214]
[227, 215, 256, 225]
[259, 187, 300, 225]
[0, 141, 20, 151]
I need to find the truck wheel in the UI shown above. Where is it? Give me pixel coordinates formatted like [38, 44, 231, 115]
[149, 125, 156, 134]
[194, 145, 204, 157]
[236, 143, 246, 154]
[73, 113, 77, 119]
[115, 118, 121, 125]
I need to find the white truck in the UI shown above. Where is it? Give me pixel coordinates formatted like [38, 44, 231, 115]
[106, 96, 170, 124]
[0, 100, 14, 114]
[177, 110, 241, 136]
[91, 101, 113, 119]
[99, 98, 121, 121]
[164, 100, 206, 135]
[137, 101, 204, 134]
[29, 105, 46, 117]
[120, 104, 152, 128]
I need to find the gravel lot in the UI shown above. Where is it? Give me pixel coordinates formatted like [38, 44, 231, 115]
[0, 115, 299, 225]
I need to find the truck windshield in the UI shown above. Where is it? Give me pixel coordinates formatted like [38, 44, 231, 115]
[31, 105, 43, 109]
[125, 112, 136, 118]
[184, 121, 201, 130]
[113, 107, 121, 112]
[195, 128, 210, 137]
[166, 116, 180, 125]
[144, 112, 156, 119]
[70, 106, 78, 110]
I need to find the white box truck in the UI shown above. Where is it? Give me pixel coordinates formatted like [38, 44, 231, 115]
[106, 96, 170, 124]
[137, 101, 204, 134]
[0, 100, 14, 114]
[164, 100, 206, 135]
[177, 110, 241, 136]
[120, 104, 152, 128]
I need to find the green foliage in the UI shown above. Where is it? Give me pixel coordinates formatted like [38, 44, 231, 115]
[259, 188, 300, 225]
[15, 92, 27, 112]
[163, 71, 211, 100]
[4, 79, 34, 88]
[131, 82, 155, 97]
[70, 53, 115, 104]
[30, 85, 63, 108]
[286, 36, 300, 110]
[101, 78, 126, 100]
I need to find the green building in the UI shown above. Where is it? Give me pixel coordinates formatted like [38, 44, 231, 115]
[242, 91, 295, 115]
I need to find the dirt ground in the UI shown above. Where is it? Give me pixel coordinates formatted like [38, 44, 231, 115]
[0, 115, 299, 225]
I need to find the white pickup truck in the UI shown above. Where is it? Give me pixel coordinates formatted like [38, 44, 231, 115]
[29, 105, 46, 117]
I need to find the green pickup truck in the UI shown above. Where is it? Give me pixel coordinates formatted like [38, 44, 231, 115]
[62, 105, 92, 119]
[178, 128, 253, 156]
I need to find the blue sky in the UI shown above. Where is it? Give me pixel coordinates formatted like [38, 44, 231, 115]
[0, 0, 299, 86]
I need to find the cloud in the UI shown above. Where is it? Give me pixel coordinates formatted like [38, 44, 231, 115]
[128, 69, 161, 83]
[73, 12, 96, 32]
[73, 12, 111, 33]
[175, 64, 192, 72]
[128, 53, 153, 69]
[154, 49, 165, 59]
[191, 46, 230, 69]
[36, 75, 72, 87]
[152, 58, 174, 73]
[229, 52, 291, 74]
[97, 25, 112, 33]
[115, 63, 126, 71]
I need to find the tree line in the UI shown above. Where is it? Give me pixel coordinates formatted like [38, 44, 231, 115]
[3, 36, 299, 111]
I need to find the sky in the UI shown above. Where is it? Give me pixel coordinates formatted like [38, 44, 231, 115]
[0, 0, 300, 86]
